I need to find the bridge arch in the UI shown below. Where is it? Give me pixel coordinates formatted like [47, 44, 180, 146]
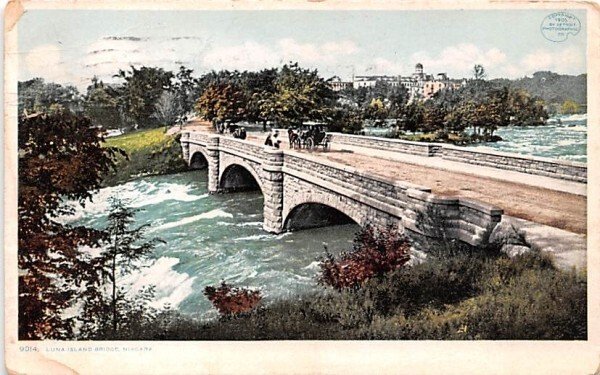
[283, 199, 362, 231]
[189, 149, 210, 170]
[284, 202, 357, 231]
[219, 161, 264, 193]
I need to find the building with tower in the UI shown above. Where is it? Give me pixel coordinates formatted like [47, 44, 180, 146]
[328, 63, 465, 101]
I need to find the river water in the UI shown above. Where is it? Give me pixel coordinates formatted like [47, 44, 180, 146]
[466, 114, 587, 162]
[63, 170, 359, 319]
[364, 114, 588, 162]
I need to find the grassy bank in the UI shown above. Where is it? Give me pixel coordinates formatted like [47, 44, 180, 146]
[99, 248, 586, 340]
[102, 128, 188, 186]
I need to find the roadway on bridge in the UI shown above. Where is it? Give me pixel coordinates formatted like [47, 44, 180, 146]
[183, 125, 586, 235]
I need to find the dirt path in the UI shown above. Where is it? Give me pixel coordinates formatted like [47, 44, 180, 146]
[320, 151, 586, 235]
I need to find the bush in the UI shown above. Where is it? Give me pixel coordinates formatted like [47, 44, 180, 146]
[102, 243, 586, 340]
[204, 282, 262, 316]
[317, 225, 411, 290]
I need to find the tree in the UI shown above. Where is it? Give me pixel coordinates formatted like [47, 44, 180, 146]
[328, 106, 364, 134]
[18, 78, 83, 116]
[115, 66, 174, 128]
[153, 90, 182, 127]
[172, 66, 201, 121]
[194, 83, 248, 124]
[18, 111, 123, 339]
[422, 101, 448, 134]
[267, 63, 335, 127]
[100, 199, 163, 334]
[84, 77, 123, 130]
[561, 99, 580, 115]
[473, 64, 486, 81]
[242, 68, 278, 126]
[401, 101, 424, 133]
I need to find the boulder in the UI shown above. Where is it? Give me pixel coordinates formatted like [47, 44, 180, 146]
[501, 244, 532, 257]
[488, 220, 526, 248]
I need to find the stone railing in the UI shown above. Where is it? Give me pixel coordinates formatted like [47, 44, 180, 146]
[440, 146, 587, 183]
[327, 132, 586, 183]
[219, 137, 265, 161]
[327, 133, 437, 156]
[283, 151, 503, 246]
[187, 131, 211, 144]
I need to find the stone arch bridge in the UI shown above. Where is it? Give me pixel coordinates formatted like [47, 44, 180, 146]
[181, 131, 503, 246]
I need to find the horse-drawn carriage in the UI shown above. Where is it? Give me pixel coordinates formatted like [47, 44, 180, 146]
[288, 124, 330, 151]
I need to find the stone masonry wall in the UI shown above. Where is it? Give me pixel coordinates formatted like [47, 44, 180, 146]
[328, 133, 435, 156]
[441, 146, 587, 183]
[327, 132, 587, 183]
[283, 151, 503, 245]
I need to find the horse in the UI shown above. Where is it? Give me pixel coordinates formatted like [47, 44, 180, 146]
[288, 128, 299, 148]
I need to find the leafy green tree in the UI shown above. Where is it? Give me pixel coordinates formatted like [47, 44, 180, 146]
[507, 89, 547, 126]
[242, 68, 278, 126]
[172, 66, 201, 121]
[422, 101, 447, 134]
[18, 78, 83, 115]
[267, 63, 335, 127]
[365, 98, 388, 124]
[194, 83, 248, 124]
[101, 199, 163, 334]
[328, 106, 364, 134]
[561, 99, 580, 115]
[115, 66, 174, 128]
[84, 77, 123, 130]
[401, 101, 424, 133]
[18, 111, 123, 339]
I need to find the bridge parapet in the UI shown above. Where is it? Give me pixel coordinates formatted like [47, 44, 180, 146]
[181, 131, 504, 247]
[327, 132, 587, 182]
[220, 137, 265, 161]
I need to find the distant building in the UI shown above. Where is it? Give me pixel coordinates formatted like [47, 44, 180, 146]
[352, 75, 400, 89]
[343, 63, 466, 101]
[328, 76, 353, 92]
[401, 64, 465, 101]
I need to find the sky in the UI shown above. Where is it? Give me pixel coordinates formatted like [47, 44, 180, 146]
[17, 9, 587, 91]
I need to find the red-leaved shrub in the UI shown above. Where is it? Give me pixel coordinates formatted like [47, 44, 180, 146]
[318, 225, 411, 290]
[204, 282, 262, 316]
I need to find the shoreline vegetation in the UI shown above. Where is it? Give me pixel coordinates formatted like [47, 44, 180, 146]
[90, 227, 587, 341]
[101, 128, 188, 187]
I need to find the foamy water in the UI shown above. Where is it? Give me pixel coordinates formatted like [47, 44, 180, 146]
[467, 115, 588, 162]
[63, 171, 359, 319]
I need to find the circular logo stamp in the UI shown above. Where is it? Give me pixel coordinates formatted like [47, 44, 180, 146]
[541, 12, 581, 42]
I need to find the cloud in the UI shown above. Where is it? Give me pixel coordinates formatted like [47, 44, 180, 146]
[23, 36, 361, 90]
[24, 44, 71, 83]
[409, 43, 507, 77]
[518, 47, 584, 76]
[202, 41, 281, 71]
[201, 38, 360, 71]
[80, 36, 209, 81]
[359, 58, 405, 75]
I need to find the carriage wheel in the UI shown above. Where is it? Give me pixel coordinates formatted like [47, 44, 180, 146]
[306, 138, 314, 150]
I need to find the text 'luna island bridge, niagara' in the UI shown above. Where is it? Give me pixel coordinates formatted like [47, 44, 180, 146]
[180, 129, 587, 271]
